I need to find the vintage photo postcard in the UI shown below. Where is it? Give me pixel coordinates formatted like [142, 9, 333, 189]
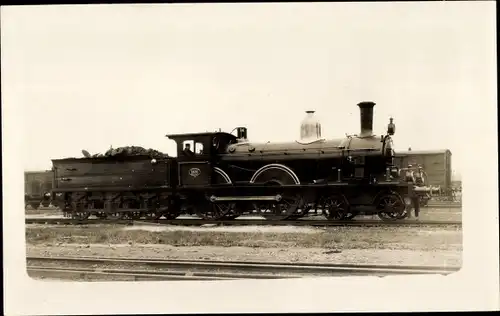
[2, 2, 499, 314]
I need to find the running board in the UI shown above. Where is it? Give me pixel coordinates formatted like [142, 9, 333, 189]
[209, 195, 283, 202]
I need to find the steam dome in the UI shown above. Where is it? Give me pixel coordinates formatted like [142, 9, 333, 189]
[300, 110, 322, 142]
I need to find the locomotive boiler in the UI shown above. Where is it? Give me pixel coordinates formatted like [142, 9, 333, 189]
[50, 100, 416, 221]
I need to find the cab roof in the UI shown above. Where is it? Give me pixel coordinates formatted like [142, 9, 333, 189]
[165, 132, 235, 139]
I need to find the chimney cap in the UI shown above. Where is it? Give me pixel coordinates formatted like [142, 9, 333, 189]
[306, 110, 315, 114]
[357, 101, 376, 108]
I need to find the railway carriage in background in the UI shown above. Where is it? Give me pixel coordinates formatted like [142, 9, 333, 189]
[393, 149, 455, 203]
[24, 170, 53, 209]
[45, 100, 424, 221]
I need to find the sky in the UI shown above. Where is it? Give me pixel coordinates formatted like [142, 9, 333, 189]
[1, 2, 496, 179]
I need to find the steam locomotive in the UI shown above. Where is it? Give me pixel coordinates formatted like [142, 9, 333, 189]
[50, 101, 417, 221]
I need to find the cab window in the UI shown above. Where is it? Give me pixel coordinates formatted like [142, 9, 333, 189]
[182, 140, 205, 156]
[195, 142, 204, 155]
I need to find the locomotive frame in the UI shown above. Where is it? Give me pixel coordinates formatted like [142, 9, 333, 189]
[49, 101, 419, 221]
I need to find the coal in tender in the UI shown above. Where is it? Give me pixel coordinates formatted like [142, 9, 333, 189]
[88, 146, 170, 159]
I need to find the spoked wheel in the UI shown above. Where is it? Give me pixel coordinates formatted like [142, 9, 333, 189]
[287, 204, 313, 220]
[220, 203, 240, 220]
[70, 201, 91, 220]
[320, 194, 355, 220]
[163, 212, 180, 220]
[376, 193, 406, 221]
[30, 203, 40, 210]
[144, 197, 166, 220]
[145, 212, 164, 220]
[250, 167, 302, 220]
[120, 199, 141, 219]
[196, 201, 237, 220]
[253, 195, 300, 221]
[72, 211, 90, 220]
[106, 212, 126, 220]
[126, 212, 144, 220]
[95, 212, 108, 219]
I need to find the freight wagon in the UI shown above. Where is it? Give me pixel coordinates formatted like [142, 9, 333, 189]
[24, 170, 54, 209]
[394, 149, 453, 195]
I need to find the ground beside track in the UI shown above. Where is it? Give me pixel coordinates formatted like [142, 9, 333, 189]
[25, 224, 462, 269]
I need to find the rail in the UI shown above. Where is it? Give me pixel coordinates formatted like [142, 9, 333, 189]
[25, 218, 462, 227]
[26, 256, 461, 281]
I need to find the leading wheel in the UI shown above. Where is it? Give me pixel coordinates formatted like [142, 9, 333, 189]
[320, 194, 356, 220]
[376, 193, 406, 221]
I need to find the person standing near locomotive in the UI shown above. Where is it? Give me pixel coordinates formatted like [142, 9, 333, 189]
[414, 165, 425, 186]
[405, 164, 420, 219]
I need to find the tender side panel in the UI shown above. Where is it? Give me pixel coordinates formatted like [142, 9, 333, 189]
[55, 160, 157, 177]
[52, 158, 171, 190]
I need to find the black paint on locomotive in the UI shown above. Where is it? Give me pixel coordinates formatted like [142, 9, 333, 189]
[49, 101, 416, 221]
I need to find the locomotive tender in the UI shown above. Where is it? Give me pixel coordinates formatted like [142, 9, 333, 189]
[50, 101, 416, 221]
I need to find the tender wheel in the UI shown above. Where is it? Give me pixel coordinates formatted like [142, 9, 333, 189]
[70, 201, 91, 220]
[71, 208, 90, 220]
[71, 211, 90, 220]
[95, 212, 108, 219]
[320, 194, 355, 220]
[120, 198, 141, 218]
[106, 212, 125, 220]
[145, 212, 163, 220]
[127, 212, 143, 220]
[163, 212, 180, 220]
[143, 197, 168, 220]
[376, 193, 406, 221]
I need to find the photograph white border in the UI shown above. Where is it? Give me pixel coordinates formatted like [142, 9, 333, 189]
[2, 2, 499, 314]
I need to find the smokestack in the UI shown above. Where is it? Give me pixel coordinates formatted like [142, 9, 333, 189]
[357, 101, 375, 137]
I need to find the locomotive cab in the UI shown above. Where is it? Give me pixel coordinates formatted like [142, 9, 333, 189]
[166, 131, 237, 187]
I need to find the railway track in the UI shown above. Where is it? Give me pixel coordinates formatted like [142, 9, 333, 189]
[25, 217, 462, 227]
[26, 256, 461, 281]
[425, 205, 462, 209]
